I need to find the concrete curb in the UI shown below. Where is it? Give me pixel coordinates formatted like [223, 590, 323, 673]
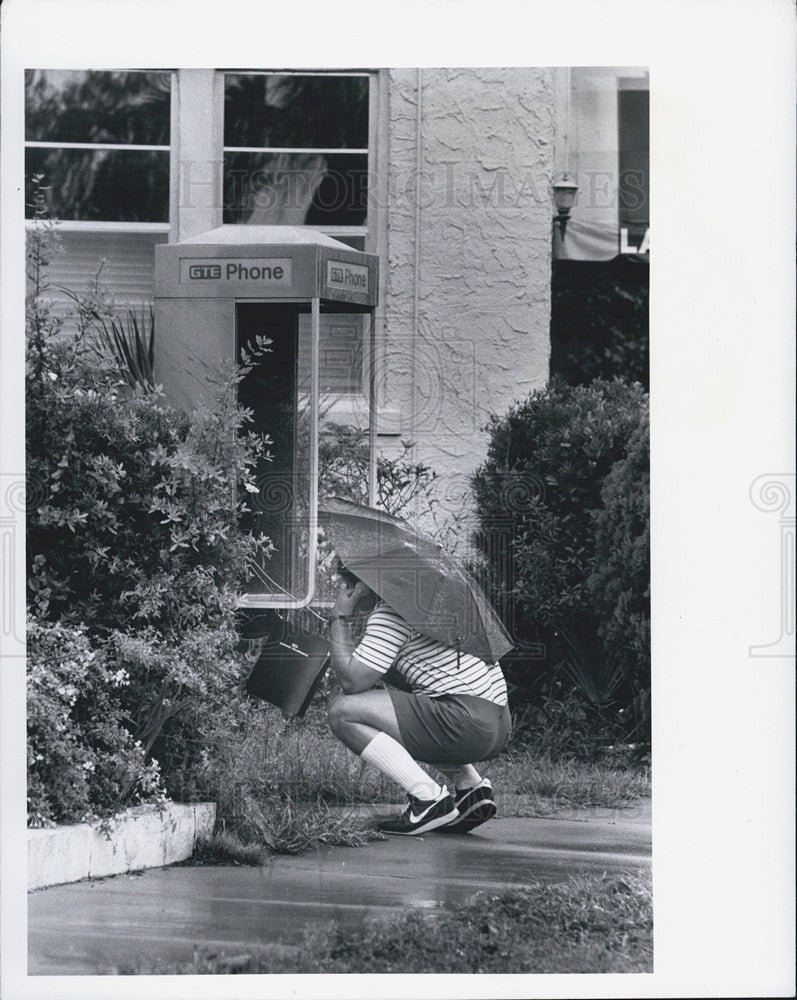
[28, 801, 216, 891]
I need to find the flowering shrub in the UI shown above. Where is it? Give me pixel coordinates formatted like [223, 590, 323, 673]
[25, 188, 273, 818]
[27, 618, 166, 826]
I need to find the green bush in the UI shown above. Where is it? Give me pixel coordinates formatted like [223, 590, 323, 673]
[26, 618, 166, 826]
[25, 335, 273, 804]
[319, 422, 439, 516]
[550, 261, 649, 389]
[27, 343, 268, 632]
[25, 189, 275, 816]
[587, 419, 650, 732]
[471, 378, 649, 747]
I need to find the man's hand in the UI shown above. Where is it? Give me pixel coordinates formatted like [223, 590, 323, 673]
[329, 581, 382, 694]
[333, 580, 370, 618]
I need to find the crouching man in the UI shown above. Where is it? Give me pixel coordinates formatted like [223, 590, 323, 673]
[327, 565, 512, 836]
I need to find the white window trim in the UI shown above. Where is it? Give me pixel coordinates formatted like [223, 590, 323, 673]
[218, 69, 376, 241]
[25, 69, 177, 231]
[223, 146, 369, 155]
[24, 220, 170, 233]
[25, 141, 170, 152]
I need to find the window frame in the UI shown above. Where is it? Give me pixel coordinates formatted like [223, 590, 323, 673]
[23, 68, 386, 410]
[617, 76, 650, 237]
[216, 68, 384, 411]
[219, 69, 376, 249]
[23, 68, 177, 232]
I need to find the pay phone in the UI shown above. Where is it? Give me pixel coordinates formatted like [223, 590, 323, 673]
[154, 226, 379, 609]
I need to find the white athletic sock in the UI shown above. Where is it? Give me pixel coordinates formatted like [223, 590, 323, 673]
[360, 732, 443, 801]
[438, 764, 483, 791]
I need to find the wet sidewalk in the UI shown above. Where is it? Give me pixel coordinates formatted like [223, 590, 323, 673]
[28, 801, 651, 975]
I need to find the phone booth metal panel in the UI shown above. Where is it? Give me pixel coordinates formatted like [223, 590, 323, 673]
[154, 226, 379, 610]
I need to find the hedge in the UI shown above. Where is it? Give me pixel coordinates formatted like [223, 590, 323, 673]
[471, 377, 650, 744]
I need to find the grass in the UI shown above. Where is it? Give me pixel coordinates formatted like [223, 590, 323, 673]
[195, 798, 384, 861]
[196, 695, 650, 855]
[489, 748, 651, 817]
[122, 698, 652, 976]
[121, 869, 653, 974]
[197, 699, 394, 853]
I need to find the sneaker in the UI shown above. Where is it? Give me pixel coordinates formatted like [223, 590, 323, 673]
[437, 779, 496, 833]
[378, 788, 459, 836]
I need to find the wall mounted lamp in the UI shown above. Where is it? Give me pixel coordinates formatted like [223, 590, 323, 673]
[552, 174, 578, 238]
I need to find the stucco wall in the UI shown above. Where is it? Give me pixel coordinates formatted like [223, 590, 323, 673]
[383, 68, 554, 540]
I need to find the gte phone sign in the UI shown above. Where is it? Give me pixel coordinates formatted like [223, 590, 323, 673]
[188, 264, 221, 279]
[181, 258, 292, 284]
[326, 260, 369, 294]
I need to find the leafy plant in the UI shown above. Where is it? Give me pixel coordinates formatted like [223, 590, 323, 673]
[472, 378, 649, 744]
[550, 261, 649, 389]
[235, 795, 381, 854]
[555, 630, 628, 711]
[26, 345, 270, 630]
[27, 618, 167, 826]
[317, 419, 476, 556]
[87, 302, 155, 391]
[318, 422, 439, 516]
[25, 198, 276, 813]
[26, 174, 65, 381]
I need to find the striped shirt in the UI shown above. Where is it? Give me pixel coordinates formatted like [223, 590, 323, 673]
[351, 604, 508, 707]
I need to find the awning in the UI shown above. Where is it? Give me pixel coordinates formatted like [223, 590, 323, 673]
[553, 219, 649, 262]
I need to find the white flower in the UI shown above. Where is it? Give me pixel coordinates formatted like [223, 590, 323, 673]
[244, 482, 260, 493]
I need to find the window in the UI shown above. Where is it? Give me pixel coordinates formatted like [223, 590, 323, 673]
[222, 71, 376, 401]
[618, 80, 649, 250]
[23, 68, 379, 385]
[222, 72, 370, 248]
[25, 70, 173, 320]
[298, 311, 369, 398]
[25, 70, 172, 225]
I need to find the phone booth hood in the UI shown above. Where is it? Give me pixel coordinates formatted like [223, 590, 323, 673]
[154, 226, 378, 307]
[154, 227, 380, 610]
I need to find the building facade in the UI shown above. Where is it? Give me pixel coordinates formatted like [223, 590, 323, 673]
[26, 67, 648, 544]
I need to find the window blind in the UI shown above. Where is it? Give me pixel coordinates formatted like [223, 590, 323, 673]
[28, 229, 168, 327]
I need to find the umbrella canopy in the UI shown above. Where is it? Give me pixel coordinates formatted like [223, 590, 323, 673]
[319, 498, 513, 663]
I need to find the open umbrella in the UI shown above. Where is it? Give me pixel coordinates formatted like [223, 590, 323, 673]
[319, 497, 513, 663]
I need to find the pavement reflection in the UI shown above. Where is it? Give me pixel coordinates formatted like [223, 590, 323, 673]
[28, 806, 651, 975]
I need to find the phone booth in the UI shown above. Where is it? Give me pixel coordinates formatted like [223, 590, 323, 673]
[154, 226, 379, 611]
